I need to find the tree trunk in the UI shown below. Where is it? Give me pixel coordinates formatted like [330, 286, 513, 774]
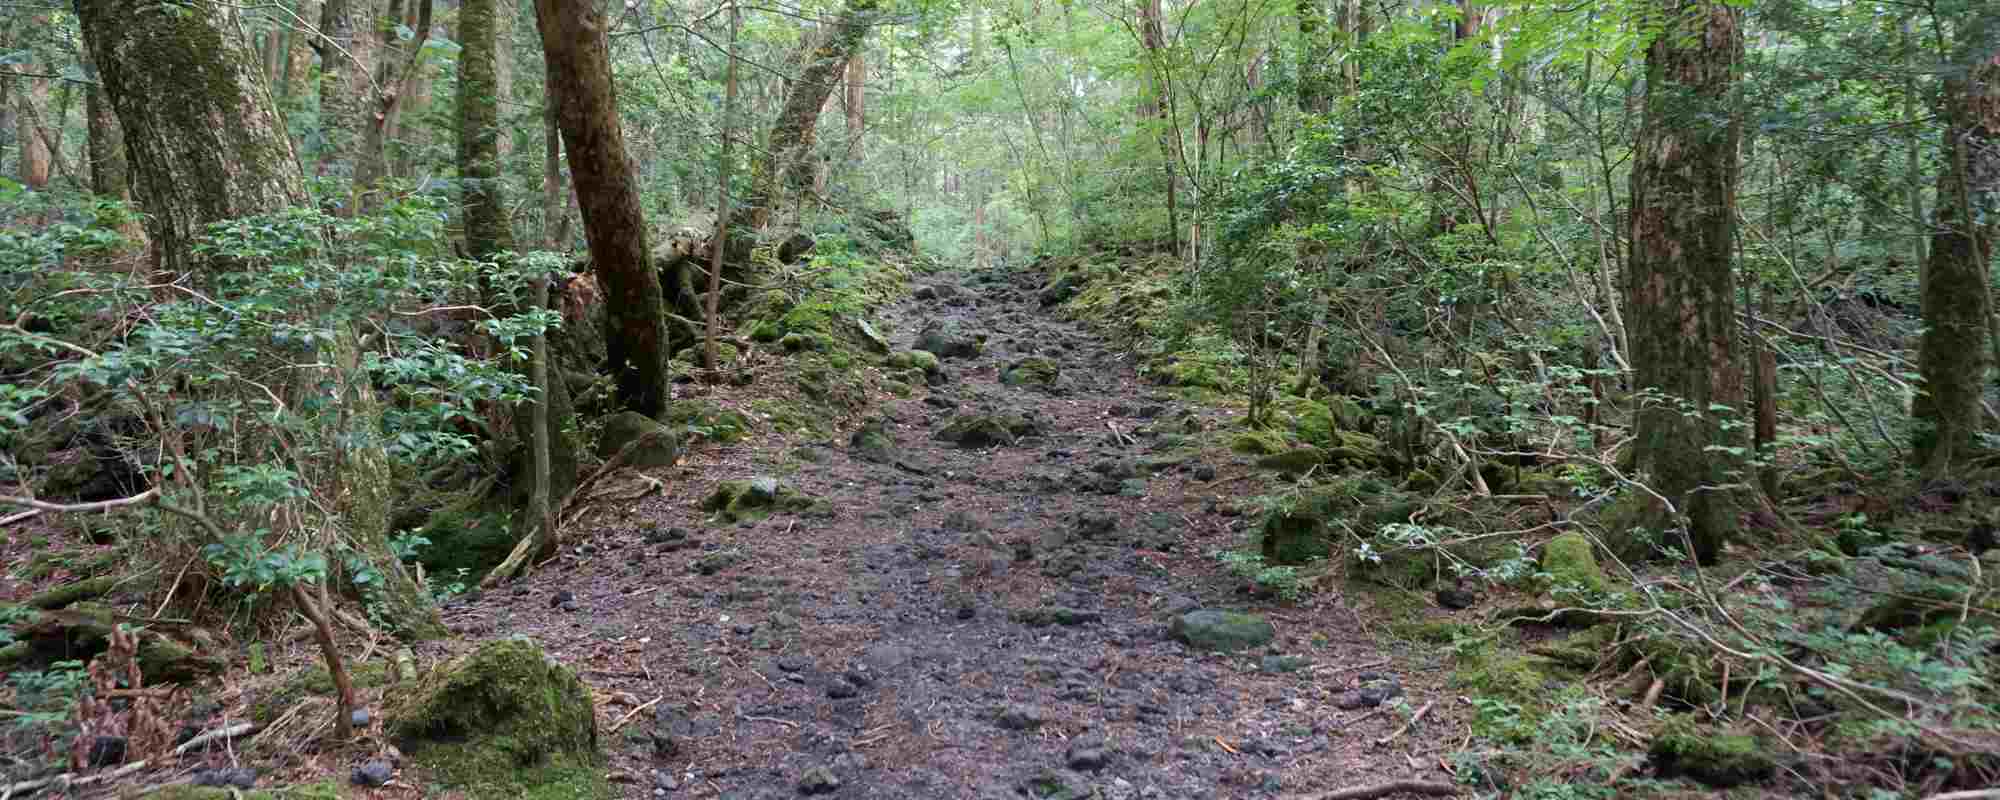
[76, 0, 308, 275]
[1911, 55, 1998, 478]
[845, 50, 864, 161]
[15, 75, 51, 190]
[76, 0, 445, 640]
[1624, 0, 1745, 565]
[741, 0, 878, 231]
[84, 79, 129, 200]
[460, 0, 511, 260]
[281, 0, 318, 110]
[318, 0, 376, 202]
[534, 0, 672, 416]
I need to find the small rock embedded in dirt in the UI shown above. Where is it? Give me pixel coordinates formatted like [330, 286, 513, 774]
[995, 704, 1046, 731]
[825, 679, 858, 699]
[351, 760, 394, 787]
[692, 549, 746, 575]
[350, 707, 372, 727]
[798, 765, 841, 794]
[653, 769, 679, 792]
[1170, 609, 1277, 652]
[1436, 586, 1478, 609]
[1066, 734, 1110, 771]
[1193, 463, 1217, 481]
[1073, 510, 1118, 538]
[1334, 675, 1404, 709]
[192, 767, 258, 789]
[86, 735, 125, 766]
[643, 526, 689, 545]
[548, 589, 574, 609]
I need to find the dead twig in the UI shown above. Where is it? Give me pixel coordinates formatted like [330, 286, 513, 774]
[1293, 779, 1460, 799]
[1373, 700, 1435, 748]
[172, 722, 260, 756]
[608, 695, 664, 733]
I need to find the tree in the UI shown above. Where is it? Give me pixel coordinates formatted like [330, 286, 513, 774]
[741, 0, 879, 231]
[1910, 30, 1998, 478]
[534, 0, 671, 416]
[1624, 0, 1745, 565]
[76, 0, 445, 640]
[317, 0, 376, 203]
[75, 0, 307, 275]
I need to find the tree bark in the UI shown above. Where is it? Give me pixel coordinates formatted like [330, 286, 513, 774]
[844, 50, 864, 161]
[84, 78, 129, 200]
[281, 0, 318, 110]
[459, 0, 511, 260]
[76, 0, 308, 275]
[1911, 52, 1998, 478]
[1625, 0, 1745, 565]
[317, 0, 376, 204]
[741, 0, 878, 231]
[534, 0, 671, 416]
[705, 0, 740, 375]
[14, 74, 51, 190]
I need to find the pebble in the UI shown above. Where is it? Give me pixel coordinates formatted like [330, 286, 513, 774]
[351, 760, 394, 787]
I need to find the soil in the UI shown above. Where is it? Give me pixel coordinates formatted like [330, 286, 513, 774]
[435, 267, 1465, 798]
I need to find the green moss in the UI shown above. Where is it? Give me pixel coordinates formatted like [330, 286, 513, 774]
[671, 342, 740, 367]
[389, 638, 609, 799]
[1540, 532, 1607, 596]
[1649, 718, 1777, 788]
[701, 478, 829, 523]
[778, 332, 822, 353]
[412, 501, 514, 579]
[1453, 652, 1575, 742]
[1388, 618, 1475, 645]
[888, 349, 941, 374]
[1256, 446, 1329, 476]
[747, 398, 824, 436]
[253, 661, 392, 724]
[595, 410, 682, 466]
[147, 780, 344, 800]
[1276, 396, 1336, 447]
[662, 398, 753, 444]
[1231, 430, 1290, 456]
[1001, 357, 1061, 389]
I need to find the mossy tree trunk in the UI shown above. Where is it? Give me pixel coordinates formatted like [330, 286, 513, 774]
[534, 0, 672, 416]
[1911, 51, 1998, 478]
[77, 0, 446, 640]
[1624, 0, 1744, 565]
[83, 71, 128, 201]
[76, 0, 308, 275]
[463, 0, 578, 546]
[740, 0, 878, 232]
[317, 0, 376, 206]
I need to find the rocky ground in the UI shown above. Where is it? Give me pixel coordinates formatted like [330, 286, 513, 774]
[439, 267, 1464, 798]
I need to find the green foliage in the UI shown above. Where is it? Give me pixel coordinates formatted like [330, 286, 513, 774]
[1216, 550, 1309, 601]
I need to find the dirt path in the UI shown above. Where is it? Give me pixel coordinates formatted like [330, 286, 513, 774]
[443, 267, 1448, 798]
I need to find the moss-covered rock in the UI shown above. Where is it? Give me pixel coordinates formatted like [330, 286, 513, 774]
[671, 342, 740, 367]
[5, 603, 224, 684]
[887, 349, 941, 374]
[934, 411, 1038, 448]
[148, 781, 343, 800]
[663, 398, 753, 445]
[700, 477, 829, 523]
[1149, 358, 1231, 390]
[1169, 609, 1276, 652]
[1325, 430, 1384, 470]
[1453, 652, 1577, 742]
[411, 500, 513, 579]
[1256, 446, 1329, 476]
[1540, 532, 1607, 596]
[1231, 430, 1290, 456]
[915, 319, 982, 359]
[778, 332, 822, 353]
[1276, 397, 1336, 447]
[1649, 719, 1778, 788]
[595, 411, 681, 468]
[389, 638, 609, 799]
[1001, 357, 1061, 390]
[849, 417, 896, 464]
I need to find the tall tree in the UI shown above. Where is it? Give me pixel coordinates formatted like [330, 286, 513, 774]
[75, 0, 444, 639]
[317, 0, 376, 203]
[75, 0, 306, 274]
[741, 0, 879, 230]
[845, 50, 865, 161]
[534, 0, 671, 416]
[1910, 29, 1999, 478]
[1624, 0, 1746, 564]
[84, 78, 127, 200]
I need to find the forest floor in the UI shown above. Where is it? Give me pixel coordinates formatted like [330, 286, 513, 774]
[434, 265, 1466, 799]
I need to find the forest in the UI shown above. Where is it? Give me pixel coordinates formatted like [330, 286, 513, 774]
[0, 0, 1996, 796]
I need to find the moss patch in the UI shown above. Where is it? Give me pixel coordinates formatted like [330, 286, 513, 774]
[1540, 532, 1607, 597]
[148, 780, 343, 800]
[389, 638, 609, 799]
[252, 661, 391, 724]
[1231, 430, 1290, 456]
[701, 478, 829, 523]
[1649, 718, 1778, 788]
[662, 399, 753, 445]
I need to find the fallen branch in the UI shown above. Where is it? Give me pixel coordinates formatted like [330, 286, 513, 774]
[1922, 790, 2000, 800]
[1374, 700, 1434, 748]
[607, 695, 664, 733]
[1296, 779, 1459, 800]
[172, 721, 260, 755]
[1, 758, 150, 798]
